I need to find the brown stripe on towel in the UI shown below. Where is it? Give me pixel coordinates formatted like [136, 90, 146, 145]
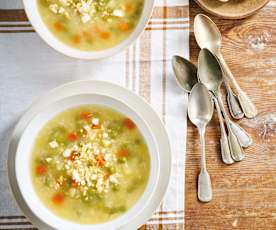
[149, 216, 184, 222]
[0, 216, 26, 219]
[0, 24, 32, 27]
[0, 228, 38, 230]
[0, 27, 188, 34]
[0, 6, 188, 22]
[0, 30, 35, 33]
[139, 223, 184, 230]
[0, 10, 28, 22]
[0, 20, 188, 28]
[155, 210, 184, 215]
[0, 212, 184, 227]
[148, 20, 189, 25]
[145, 27, 188, 31]
[0, 221, 32, 226]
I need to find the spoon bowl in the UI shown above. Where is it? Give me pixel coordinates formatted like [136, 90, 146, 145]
[197, 48, 223, 95]
[194, 14, 222, 53]
[188, 83, 214, 126]
[172, 55, 198, 93]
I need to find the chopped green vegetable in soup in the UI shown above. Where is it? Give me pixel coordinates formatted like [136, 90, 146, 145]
[31, 105, 150, 224]
[37, 0, 144, 50]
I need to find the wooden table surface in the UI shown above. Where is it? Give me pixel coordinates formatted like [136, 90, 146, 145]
[186, 0, 276, 229]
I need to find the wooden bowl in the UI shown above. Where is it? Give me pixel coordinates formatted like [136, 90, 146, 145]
[194, 0, 270, 19]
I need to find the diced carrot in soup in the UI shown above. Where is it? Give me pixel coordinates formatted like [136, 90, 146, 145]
[116, 149, 129, 158]
[123, 118, 136, 129]
[96, 155, 106, 166]
[53, 22, 64, 32]
[91, 124, 100, 129]
[79, 112, 93, 120]
[52, 192, 65, 205]
[71, 180, 79, 188]
[67, 132, 79, 141]
[100, 31, 110, 40]
[118, 22, 130, 32]
[72, 34, 81, 44]
[36, 164, 47, 175]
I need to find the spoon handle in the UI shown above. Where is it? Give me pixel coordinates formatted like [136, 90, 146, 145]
[229, 121, 253, 148]
[213, 97, 234, 164]
[216, 93, 245, 161]
[224, 81, 244, 119]
[228, 130, 245, 161]
[217, 53, 258, 118]
[237, 91, 258, 119]
[217, 90, 252, 148]
[198, 128, 212, 202]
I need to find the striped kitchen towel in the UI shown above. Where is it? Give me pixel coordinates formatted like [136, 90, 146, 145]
[0, 0, 189, 229]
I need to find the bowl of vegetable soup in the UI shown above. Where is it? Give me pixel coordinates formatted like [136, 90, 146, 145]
[15, 93, 160, 229]
[23, 0, 154, 59]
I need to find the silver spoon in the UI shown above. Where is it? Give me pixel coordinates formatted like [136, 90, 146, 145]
[188, 83, 213, 202]
[172, 55, 198, 93]
[194, 14, 258, 119]
[172, 55, 233, 164]
[198, 48, 245, 162]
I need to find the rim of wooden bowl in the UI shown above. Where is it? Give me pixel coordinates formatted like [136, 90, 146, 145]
[194, 0, 270, 19]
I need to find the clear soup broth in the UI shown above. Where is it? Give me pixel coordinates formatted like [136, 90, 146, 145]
[31, 105, 150, 224]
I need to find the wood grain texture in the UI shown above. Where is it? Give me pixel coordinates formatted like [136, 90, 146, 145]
[186, 0, 276, 229]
